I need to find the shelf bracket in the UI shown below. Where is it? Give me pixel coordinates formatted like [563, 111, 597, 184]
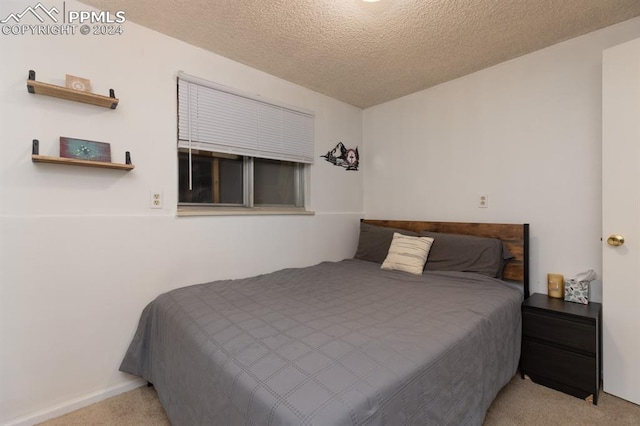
[109, 89, 117, 109]
[28, 70, 36, 93]
[32, 139, 39, 155]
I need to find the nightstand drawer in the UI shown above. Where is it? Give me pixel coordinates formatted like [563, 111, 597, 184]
[523, 311, 596, 354]
[521, 339, 596, 392]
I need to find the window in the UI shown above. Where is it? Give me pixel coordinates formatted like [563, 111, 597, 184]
[177, 72, 314, 214]
[178, 150, 304, 208]
[178, 151, 243, 205]
[253, 158, 303, 207]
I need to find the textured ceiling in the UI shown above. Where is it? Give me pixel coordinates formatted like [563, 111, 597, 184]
[79, 0, 640, 108]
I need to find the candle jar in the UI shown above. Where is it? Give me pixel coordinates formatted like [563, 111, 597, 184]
[547, 273, 564, 298]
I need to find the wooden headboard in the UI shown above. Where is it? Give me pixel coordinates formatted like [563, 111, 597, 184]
[362, 219, 530, 298]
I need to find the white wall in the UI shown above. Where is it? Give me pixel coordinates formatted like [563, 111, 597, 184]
[0, 2, 363, 424]
[363, 17, 640, 302]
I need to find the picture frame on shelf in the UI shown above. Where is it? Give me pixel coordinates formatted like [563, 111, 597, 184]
[60, 137, 111, 162]
[65, 74, 91, 92]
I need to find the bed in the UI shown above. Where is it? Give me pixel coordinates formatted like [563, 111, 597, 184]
[120, 219, 529, 425]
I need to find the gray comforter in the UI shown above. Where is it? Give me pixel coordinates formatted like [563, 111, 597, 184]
[121, 259, 522, 425]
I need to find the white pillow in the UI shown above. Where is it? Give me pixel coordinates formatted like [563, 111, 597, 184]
[381, 233, 434, 275]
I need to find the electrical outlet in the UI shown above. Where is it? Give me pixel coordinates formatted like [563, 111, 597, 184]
[478, 193, 488, 208]
[150, 191, 163, 209]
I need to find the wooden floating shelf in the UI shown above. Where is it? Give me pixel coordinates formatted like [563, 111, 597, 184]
[32, 155, 134, 171]
[27, 70, 119, 109]
[27, 80, 119, 109]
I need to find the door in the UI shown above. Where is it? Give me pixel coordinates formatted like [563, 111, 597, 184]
[602, 37, 640, 405]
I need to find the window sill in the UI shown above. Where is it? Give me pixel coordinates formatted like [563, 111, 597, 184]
[176, 207, 315, 217]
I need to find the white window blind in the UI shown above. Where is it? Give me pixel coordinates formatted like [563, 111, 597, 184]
[178, 71, 314, 164]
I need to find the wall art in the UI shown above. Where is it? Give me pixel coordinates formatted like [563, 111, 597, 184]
[60, 137, 111, 162]
[321, 142, 359, 171]
[65, 74, 91, 92]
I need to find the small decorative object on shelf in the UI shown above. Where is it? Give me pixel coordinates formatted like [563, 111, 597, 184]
[60, 137, 111, 162]
[27, 70, 119, 109]
[31, 139, 134, 171]
[65, 74, 91, 92]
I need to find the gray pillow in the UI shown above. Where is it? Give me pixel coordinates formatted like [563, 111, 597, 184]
[419, 231, 514, 278]
[354, 222, 418, 264]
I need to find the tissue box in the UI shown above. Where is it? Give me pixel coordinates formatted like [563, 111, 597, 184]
[564, 279, 590, 304]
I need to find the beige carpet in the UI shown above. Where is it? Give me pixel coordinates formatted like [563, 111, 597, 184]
[39, 375, 640, 425]
[484, 376, 640, 425]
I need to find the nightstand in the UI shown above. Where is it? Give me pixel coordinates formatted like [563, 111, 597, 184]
[520, 293, 602, 404]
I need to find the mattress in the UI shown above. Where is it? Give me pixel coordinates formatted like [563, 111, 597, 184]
[120, 259, 522, 425]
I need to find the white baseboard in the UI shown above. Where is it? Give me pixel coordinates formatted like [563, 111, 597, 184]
[3, 378, 147, 426]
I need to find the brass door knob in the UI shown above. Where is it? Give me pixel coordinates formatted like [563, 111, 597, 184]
[607, 234, 625, 247]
